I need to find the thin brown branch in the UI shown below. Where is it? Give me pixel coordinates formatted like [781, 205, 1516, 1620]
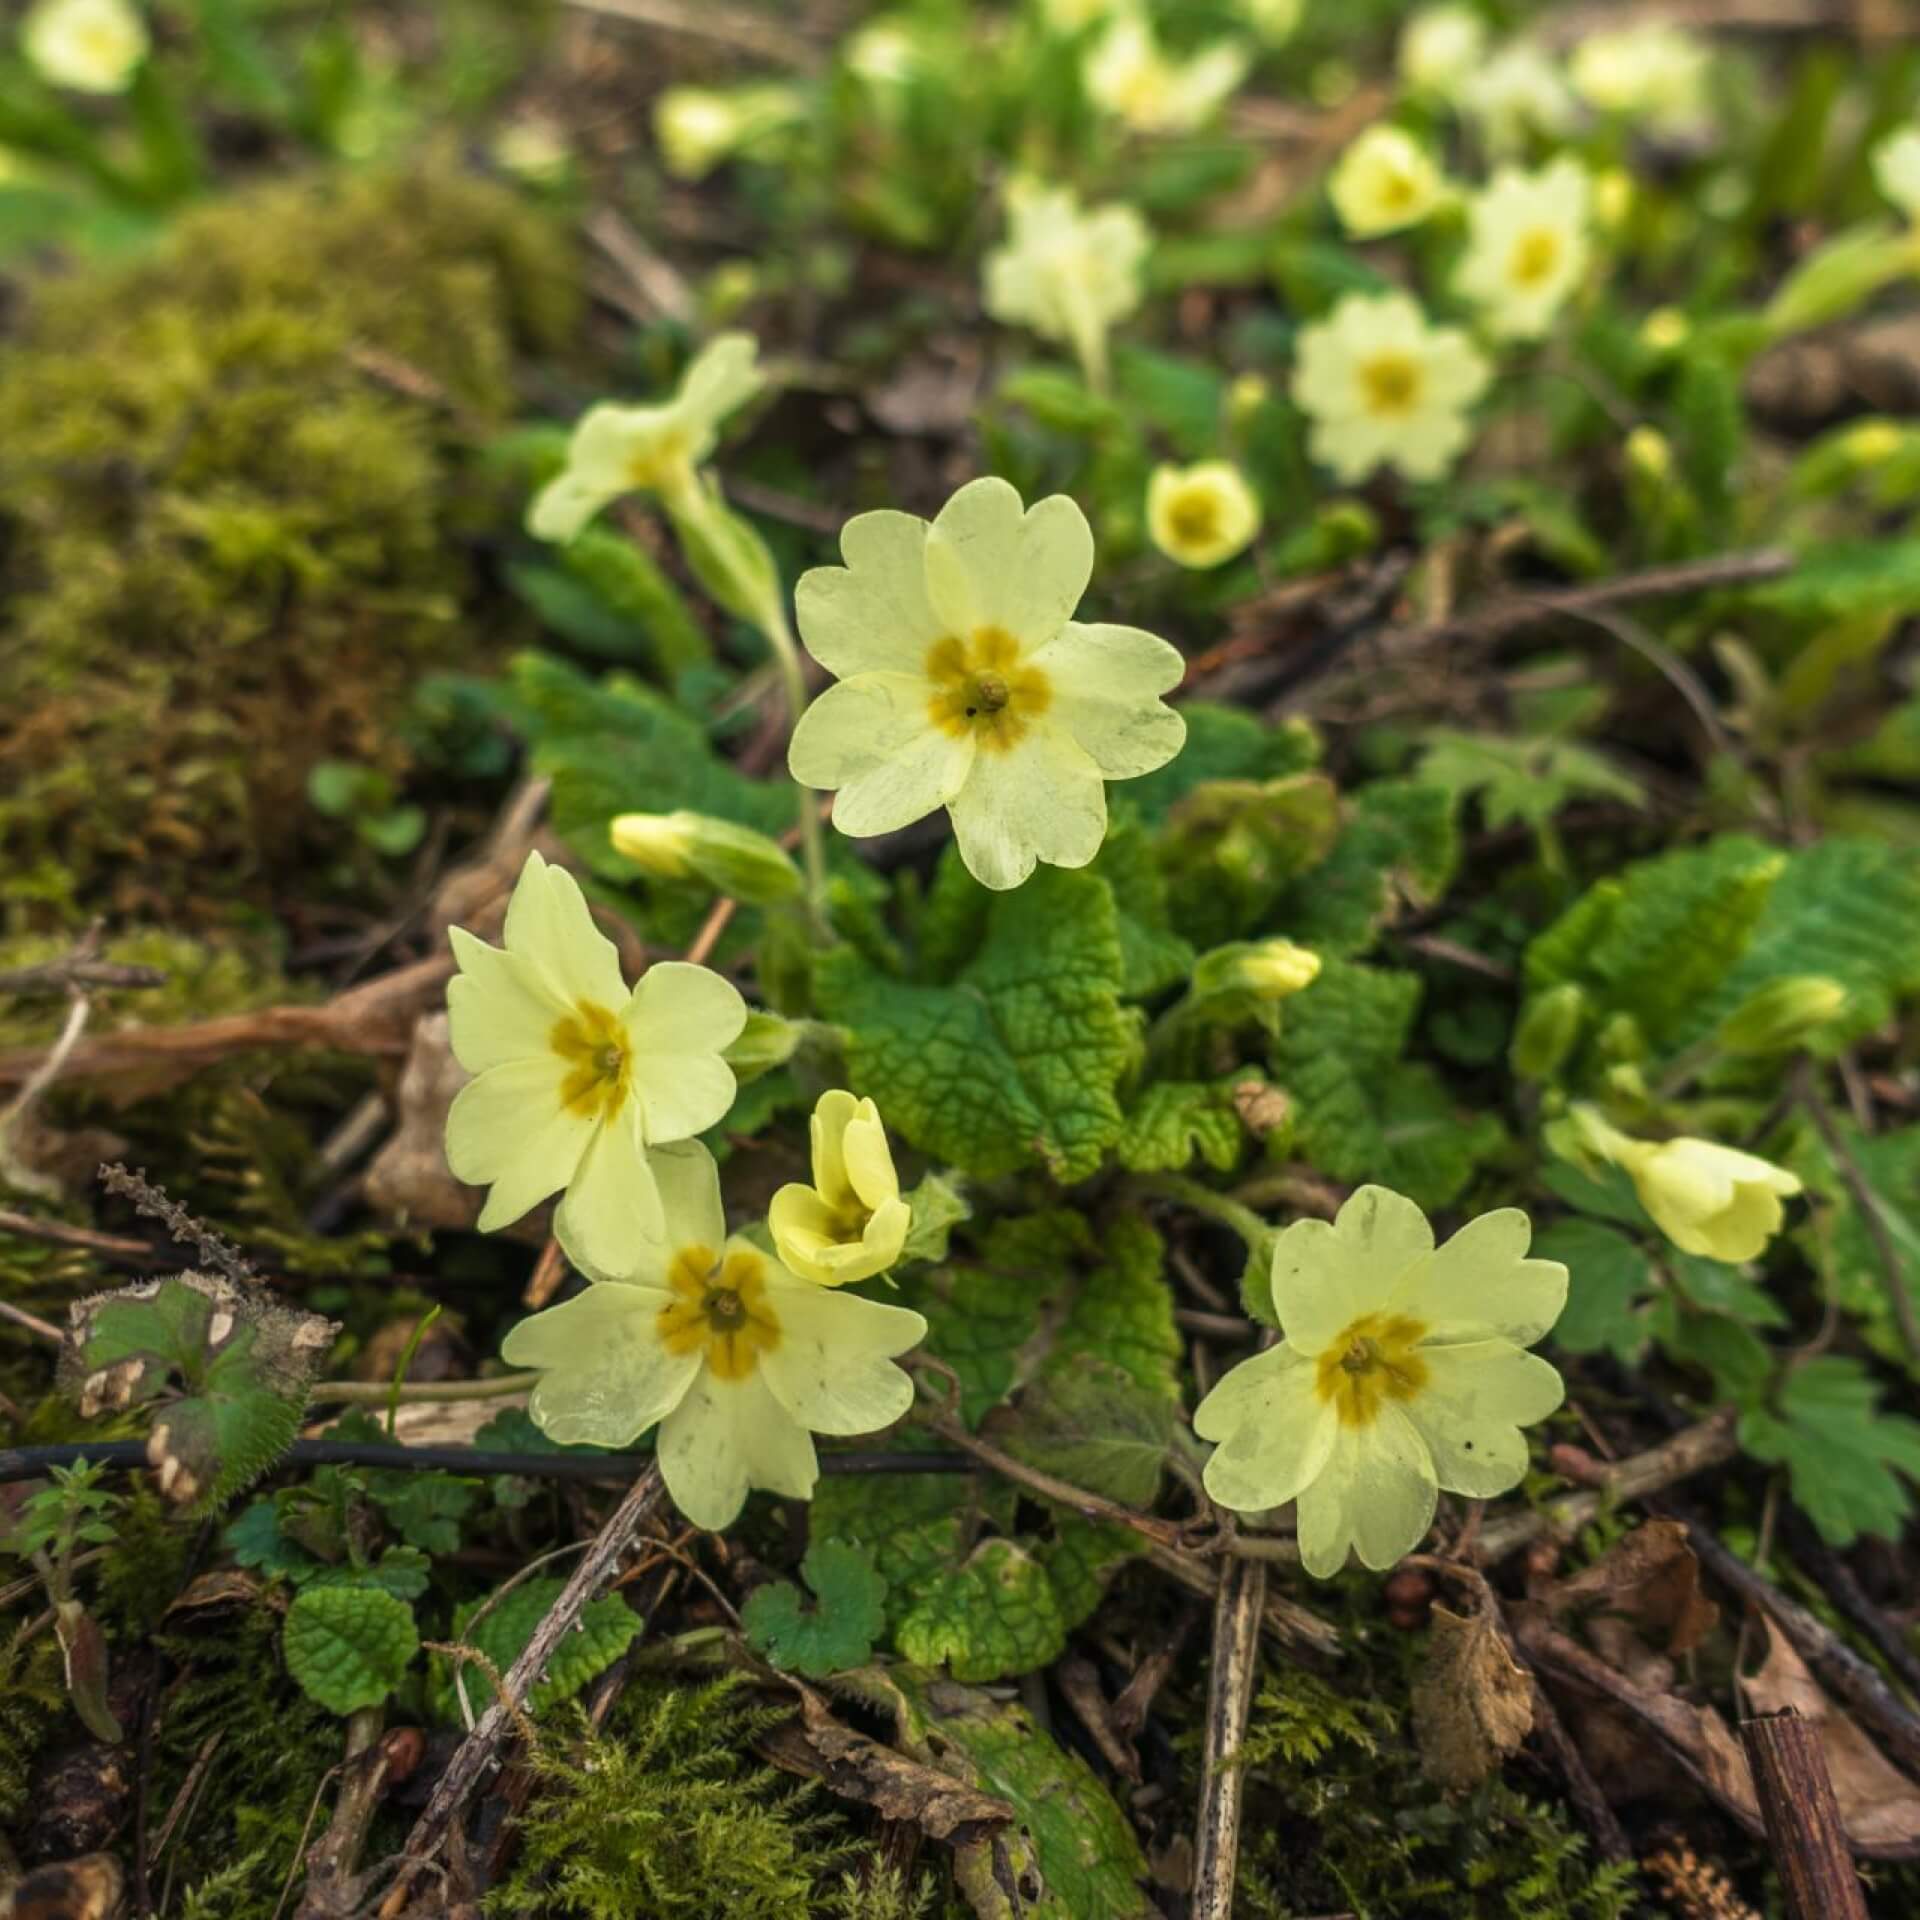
[383, 1466, 665, 1908]
[1191, 1557, 1267, 1920]
[0, 1208, 158, 1261]
[1473, 1410, 1740, 1564]
[1740, 1710, 1871, 1920]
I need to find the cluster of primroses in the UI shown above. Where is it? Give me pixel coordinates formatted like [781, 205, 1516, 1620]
[450, 328, 1814, 1572]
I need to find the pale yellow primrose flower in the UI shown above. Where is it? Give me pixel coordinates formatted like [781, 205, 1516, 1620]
[770, 1090, 912, 1287]
[503, 1141, 926, 1529]
[1453, 156, 1593, 341]
[653, 85, 803, 182]
[445, 851, 746, 1274]
[1147, 461, 1262, 569]
[1459, 42, 1575, 153]
[1083, 14, 1250, 136]
[1195, 1187, 1566, 1577]
[21, 0, 147, 92]
[1398, 4, 1487, 98]
[1291, 290, 1491, 485]
[1575, 1109, 1802, 1263]
[1569, 23, 1711, 136]
[788, 477, 1186, 892]
[1327, 125, 1446, 238]
[1872, 127, 1920, 227]
[984, 183, 1149, 394]
[528, 334, 762, 544]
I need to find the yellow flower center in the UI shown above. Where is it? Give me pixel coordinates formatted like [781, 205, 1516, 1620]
[1377, 169, 1418, 213]
[1508, 226, 1562, 289]
[550, 1001, 633, 1122]
[926, 626, 1052, 753]
[626, 427, 693, 493]
[1313, 1311, 1430, 1428]
[1166, 489, 1222, 552]
[1357, 351, 1423, 418]
[657, 1243, 782, 1381]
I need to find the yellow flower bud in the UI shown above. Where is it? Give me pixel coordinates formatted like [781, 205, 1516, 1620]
[1625, 426, 1673, 483]
[610, 810, 801, 906]
[1146, 461, 1262, 570]
[1640, 308, 1689, 354]
[1716, 977, 1849, 1056]
[769, 1091, 912, 1287]
[1227, 372, 1271, 426]
[1225, 939, 1322, 1000]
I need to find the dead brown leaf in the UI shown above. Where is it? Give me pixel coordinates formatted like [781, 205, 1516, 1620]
[1743, 1617, 1920, 1856]
[758, 1689, 1013, 1847]
[1412, 1600, 1535, 1790]
[1541, 1518, 1720, 1655]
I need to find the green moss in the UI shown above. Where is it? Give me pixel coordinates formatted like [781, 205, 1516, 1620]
[487, 1675, 940, 1919]
[0, 1635, 68, 1828]
[0, 158, 579, 925]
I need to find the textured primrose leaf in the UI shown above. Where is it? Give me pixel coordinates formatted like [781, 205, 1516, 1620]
[1272, 960, 1502, 1209]
[817, 867, 1134, 1184]
[1524, 835, 1784, 1054]
[894, 1256, 1052, 1430]
[61, 1272, 335, 1510]
[1739, 1357, 1920, 1547]
[993, 1359, 1173, 1507]
[1041, 1217, 1182, 1400]
[307, 1547, 433, 1604]
[1091, 815, 1195, 998]
[896, 1172, 971, 1268]
[1275, 778, 1459, 957]
[1113, 1078, 1246, 1175]
[853, 1666, 1156, 1919]
[891, 1539, 1069, 1684]
[741, 1542, 888, 1679]
[284, 1585, 419, 1715]
[1124, 701, 1320, 822]
[1791, 1121, 1920, 1368]
[1678, 837, 1920, 1050]
[1040, 1518, 1144, 1630]
[428, 1575, 640, 1721]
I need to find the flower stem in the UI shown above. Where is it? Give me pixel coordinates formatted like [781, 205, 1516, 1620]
[1137, 1173, 1275, 1260]
[754, 596, 832, 939]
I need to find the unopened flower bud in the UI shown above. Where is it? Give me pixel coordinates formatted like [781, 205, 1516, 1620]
[1716, 976, 1849, 1056]
[723, 1011, 802, 1083]
[1203, 938, 1322, 1001]
[610, 810, 801, 906]
[1509, 983, 1586, 1081]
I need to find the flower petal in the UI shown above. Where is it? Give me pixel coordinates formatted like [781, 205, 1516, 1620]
[446, 928, 569, 1075]
[554, 1114, 667, 1276]
[675, 332, 763, 448]
[446, 1056, 589, 1229]
[1271, 1186, 1435, 1353]
[1294, 1410, 1437, 1576]
[527, 469, 619, 544]
[623, 962, 746, 1144]
[1194, 1344, 1338, 1514]
[1390, 1208, 1568, 1347]
[561, 1138, 722, 1285]
[757, 1274, 925, 1434]
[657, 1369, 818, 1530]
[807, 1088, 861, 1209]
[1025, 622, 1188, 778]
[948, 726, 1107, 891]
[923, 478, 1092, 646]
[795, 510, 946, 679]
[788, 675, 976, 835]
[1405, 1342, 1562, 1498]
[502, 1282, 698, 1447]
[503, 851, 629, 1010]
[839, 1097, 899, 1211]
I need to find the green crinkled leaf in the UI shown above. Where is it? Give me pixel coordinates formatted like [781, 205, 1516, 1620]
[1524, 835, 1785, 1054]
[1739, 1357, 1920, 1547]
[1114, 1078, 1246, 1174]
[1124, 701, 1319, 821]
[993, 1360, 1173, 1507]
[1534, 1220, 1654, 1365]
[1042, 1217, 1182, 1400]
[307, 1547, 432, 1604]
[430, 1576, 640, 1721]
[1091, 816, 1195, 998]
[1273, 961, 1501, 1209]
[864, 1667, 1156, 1919]
[894, 1257, 1052, 1430]
[61, 1272, 335, 1509]
[506, 651, 789, 884]
[1677, 837, 1920, 1049]
[283, 1585, 419, 1715]
[1748, 539, 1920, 620]
[809, 1453, 985, 1598]
[817, 867, 1134, 1184]
[366, 1471, 482, 1556]
[892, 1539, 1069, 1684]
[1416, 730, 1644, 833]
[222, 1499, 321, 1583]
[897, 1172, 971, 1268]
[740, 1542, 888, 1679]
[1039, 1518, 1144, 1630]
[1275, 778, 1460, 957]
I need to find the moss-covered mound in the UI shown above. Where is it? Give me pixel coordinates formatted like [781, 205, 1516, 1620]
[0, 160, 578, 926]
